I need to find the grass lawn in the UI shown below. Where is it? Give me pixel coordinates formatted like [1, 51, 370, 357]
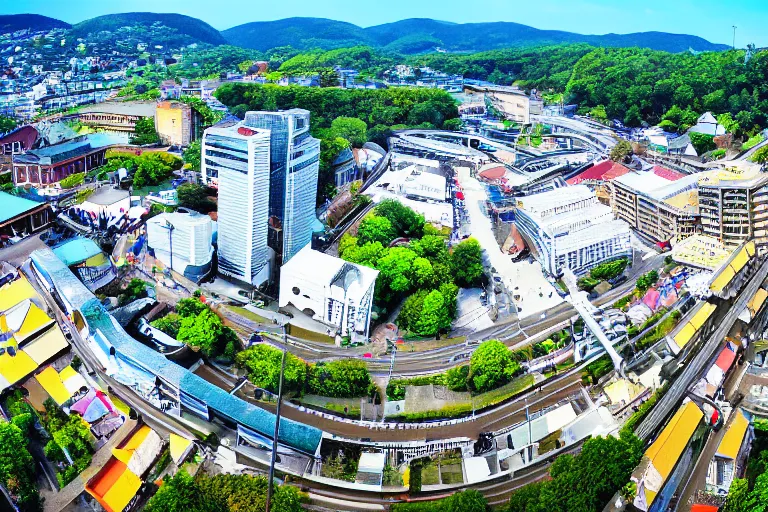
[400, 335, 467, 353]
[421, 462, 440, 485]
[298, 395, 362, 418]
[288, 324, 335, 344]
[440, 464, 464, 485]
[226, 305, 269, 324]
[472, 373, 536, 410]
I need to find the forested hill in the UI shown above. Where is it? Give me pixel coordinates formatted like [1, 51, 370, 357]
[70, 13, 226, 46]
[0, 14, 71, 33]
[224, 17, 729, 54]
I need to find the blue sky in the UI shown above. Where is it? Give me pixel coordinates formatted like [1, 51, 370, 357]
[5, 0, 768, 46]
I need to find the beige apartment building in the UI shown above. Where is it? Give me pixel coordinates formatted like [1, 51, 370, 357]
[611, 166, 700, 245]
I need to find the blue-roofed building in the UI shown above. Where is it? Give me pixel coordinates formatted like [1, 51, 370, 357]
[52, 237, 117, 292]
[29, 247, 323, 455]
[13, 134, 109, 187]
[0, 191, 51, 239]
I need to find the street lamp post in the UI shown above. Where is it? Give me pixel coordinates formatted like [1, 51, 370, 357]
[265, 325, 287, 512]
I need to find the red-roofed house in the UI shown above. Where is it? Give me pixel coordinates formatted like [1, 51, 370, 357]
[567, 160, 630, 205]
[478, 165, 507, 181]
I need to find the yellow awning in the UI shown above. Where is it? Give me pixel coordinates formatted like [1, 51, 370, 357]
[170, 433, 193, 465]
[730, 246, 750, 274]
[717, 410, 749, 460]
[643, 402, 704, 507]
[35, 366, 71, 405]
[100, 469, 142, 512]
[13, 302, 54, 343]
[112, 426, 152, 465]
[645, 402, 704, 506]
[711, 265, 736, 293]
[0, 276, 39, 311]
[0, 350, 38, 387]
[689, 303, 716, 330]
[23, 327, 69, 365]
[748, 289, 768, 316]
[673, 324, 697, 350]
[746, 241, 756, 257]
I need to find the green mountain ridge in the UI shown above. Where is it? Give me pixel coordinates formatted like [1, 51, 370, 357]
[69, 12, 226, 46]
[0, 14, 71, 33]
[224, 16, 730, 54]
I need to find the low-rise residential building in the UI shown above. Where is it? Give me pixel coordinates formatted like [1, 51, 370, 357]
[155, 101, 201, 146]
[278, 245, 378, 343]
[611, 166, 699, 245]
[12, 135, 108, 186]
[78, 100, 157, 134]
[0, 191, 51, 238]
[515, 185, 632, 275]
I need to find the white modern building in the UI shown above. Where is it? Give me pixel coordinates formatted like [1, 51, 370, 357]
[279, 245, 378, 343]
[146, 211, 214, 282]
[515, 185, 632, 276]
[243, 109, 320, 264]
[201, 122, 272, 286]
[384, 164, 447, 202]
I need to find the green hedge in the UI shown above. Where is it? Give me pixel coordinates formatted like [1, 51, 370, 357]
[386, 374, 446, 400]
[620, 384, 668, 435]
[59, 172, 85, 189]
[387, 403, 473, 422]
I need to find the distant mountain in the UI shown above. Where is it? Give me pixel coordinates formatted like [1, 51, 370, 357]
[224, 17, 730, 54]
[0, 14, 71, 33]
[70, 12, 226, 46]
[222, 17, 373, 52]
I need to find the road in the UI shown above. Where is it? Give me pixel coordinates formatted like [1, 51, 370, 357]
[636, 257, 768, 440]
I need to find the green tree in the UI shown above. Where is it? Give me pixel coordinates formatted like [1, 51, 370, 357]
[376, 247, 418, 296]
[375, 199, 425, 238]
[443, 118, 462, 131]
[413, 289, 452, 336]
[468, 340, 521, 392]
[130, 116, 160, 145]
[0, 116, 17, 133]
[177, 183, 216, 213]
[392, 489, 487, 511]
[331, 117, 368, 147]
[319, 68, 340, 87]
[636, 270, 659, 293]
[718, 112, 741, 135]
[308, 359, 373, 398]
[412, 257, 436, 289]
[751, 145, 768, 164]
[357, 214, 396, 246]
[609, 140, 633, 163]
[445, 365, 469, 392]
[452, 238, 484, 288]
[0, 422, 40, 512]
[235, 344, 308, 394]
[508, 481, 545, 512]
[745, 472, 768, 512]
[175, 297, 209, 318]
[723, 478, 749, 512]
[177, 309, 224, 357]
[689, 132, 717, 155]
[151, 313, 183, 338]
[196, 473, 304, 512]
[145, 470, 217, 512]
[183, 140, 201, 171]
[118, 278, 149, 305]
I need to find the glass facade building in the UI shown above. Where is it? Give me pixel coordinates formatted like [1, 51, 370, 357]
[244, 110, 320, 263]
[201, 125, 271, 285]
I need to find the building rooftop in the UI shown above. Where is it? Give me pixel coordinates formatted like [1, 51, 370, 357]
[671, 235, 731, 270]
[79, 100, 157, 117]
[52, 237, 103, 266]
[83, 187, 130, 206]
[697, 164, 768, 187]
[282, 245, 379, 289]
[0, 191, 47, 224]
[516, 184, 594, 214]
[566, 160, 630, 185]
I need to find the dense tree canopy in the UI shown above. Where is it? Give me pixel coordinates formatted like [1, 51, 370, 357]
[308, 359, 374, 398]
[0, 422, 40, 511]
[235, 344, 308, 395]
[507, 431, 644, 512]
[468, 340, 521, 392]
[451, 238, 484, 288]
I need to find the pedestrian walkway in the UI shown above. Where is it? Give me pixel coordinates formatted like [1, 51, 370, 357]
[457, 167, 562, 319]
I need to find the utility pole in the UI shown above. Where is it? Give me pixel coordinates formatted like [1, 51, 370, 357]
[733, 25, 737, 50]
[265, 325, 287, 512]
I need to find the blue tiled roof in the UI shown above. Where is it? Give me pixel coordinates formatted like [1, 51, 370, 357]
[0, 191, 47, 224]
[53, 237, 103, 266]
[29, 248, 323, 454]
